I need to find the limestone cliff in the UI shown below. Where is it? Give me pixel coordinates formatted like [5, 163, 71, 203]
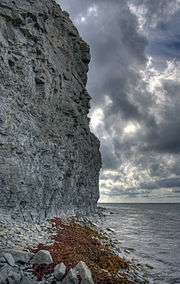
[0, 0, 101, 220]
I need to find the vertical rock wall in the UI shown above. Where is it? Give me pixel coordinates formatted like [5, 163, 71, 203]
[0, 0, 101, 220]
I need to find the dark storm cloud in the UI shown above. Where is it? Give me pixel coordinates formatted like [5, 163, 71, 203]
[146, 121, 180, 154]
[100, 143, 119, 170]
[147, 10, 180, 60]
[130, 0, 179, 28]
[142, 178, 180, 189]
[60, 0, 149, 170]
[148, 40, 180, 60]
[59, 0, 180, 200]
[141, 5, 180, 157]
[61, 0, 147, 109]
[140, 74, 180, 154]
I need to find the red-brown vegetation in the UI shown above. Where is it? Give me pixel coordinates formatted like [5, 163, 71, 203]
[30, 218, 133, 284]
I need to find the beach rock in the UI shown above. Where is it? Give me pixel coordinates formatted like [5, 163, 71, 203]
[54, 262, 66, 280]
[106, 227, 116, 233]
[0, 264, 14, 283]
[75, 261, 94, 284]
[0, 257, 6, 266]
[0, 0, 101, 221]
[62, 268, 79, 284]
[7, 271, 21, 284]
[0, 277, 6, 284]
[145, 263, 153, 269]
[9, 250, 33, 264]
[3, 253, 15, 267]
[20, 276, 37, 284]
[0, 262, 22, 284]
[31, 250, 53, 265]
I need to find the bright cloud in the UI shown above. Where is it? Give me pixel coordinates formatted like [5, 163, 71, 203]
[90, 108, 104, 130]
[123, 121, 141, 135]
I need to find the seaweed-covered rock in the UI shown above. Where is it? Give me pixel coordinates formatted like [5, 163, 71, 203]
[0, 0, 101, 221]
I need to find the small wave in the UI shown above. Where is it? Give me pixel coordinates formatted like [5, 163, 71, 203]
[101, 203, 180, 283]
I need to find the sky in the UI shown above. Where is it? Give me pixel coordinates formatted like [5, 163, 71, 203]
[59, 0, 180, 203]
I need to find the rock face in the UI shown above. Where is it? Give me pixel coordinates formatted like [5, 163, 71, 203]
[0, 0, 101, 220]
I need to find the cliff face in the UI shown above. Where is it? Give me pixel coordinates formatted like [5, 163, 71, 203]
[0, 0, 101, 220]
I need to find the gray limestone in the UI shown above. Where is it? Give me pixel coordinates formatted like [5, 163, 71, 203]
[7, 270, 21, 284]
[0, 264, 18, 283]
[0, 252, 95, 284]
[54, 262, 66, 280]
[62, 268, 79, 284]
[0, 217, 54, 250]
[20, 276, 37, 284]
[5, 250, 33, 265]
[74, 261, 94, 284]
[0, 246, 148, 284]
[31, 250, 53, 265]
[0, 0, 101, 221]
[3, 253, 15, 267]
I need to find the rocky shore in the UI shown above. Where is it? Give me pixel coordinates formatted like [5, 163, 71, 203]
[0, 248, 94, 284]
[0, 216, 150, 284]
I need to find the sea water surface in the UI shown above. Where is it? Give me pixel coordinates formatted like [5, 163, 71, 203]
[99, 203, 180, 284]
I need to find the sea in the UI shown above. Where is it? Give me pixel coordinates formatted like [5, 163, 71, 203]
[99, 203, 180, 284]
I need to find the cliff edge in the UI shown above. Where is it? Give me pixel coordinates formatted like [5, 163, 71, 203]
[0, 0, 101, 220]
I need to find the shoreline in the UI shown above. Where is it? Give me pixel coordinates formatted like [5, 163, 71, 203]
[0, 211, 150, 283]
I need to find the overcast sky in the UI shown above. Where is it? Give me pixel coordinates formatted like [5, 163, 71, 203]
[59, 0, 180, 203]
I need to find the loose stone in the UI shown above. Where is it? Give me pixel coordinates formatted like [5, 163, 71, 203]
[31, 250, 53, 265]
[3, 253, 15, 267]
[54, 263, 66, 280]
[62, 268, 79, 284]
[75, 261, 94, 284]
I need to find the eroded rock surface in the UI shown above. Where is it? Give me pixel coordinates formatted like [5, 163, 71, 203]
[0, 0, 101, 220]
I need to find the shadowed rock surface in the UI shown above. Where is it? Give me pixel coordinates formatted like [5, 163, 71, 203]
[0, 0, 101, 220]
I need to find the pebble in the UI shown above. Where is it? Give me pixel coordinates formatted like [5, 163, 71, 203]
[145, 264, 154, 270]
[0, 264, 14, 282]
[0, 215, 53, 250]
[20, 276, 37, 284]
[0, 256, 6, 264]
[9, 250, 33, 264]
[3, 253, 15, 267]
[7, 271, 21, 283]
